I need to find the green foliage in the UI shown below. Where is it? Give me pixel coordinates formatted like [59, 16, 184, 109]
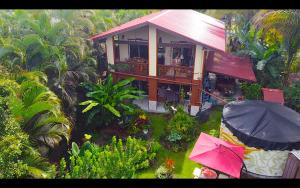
[253, 10, 300, 86]
[0, 10, 99, 124]
[155, 158, 175, 179]
[0, 98, 56, 178]
[59, 136, 160, 179]
[155, 165, 173, 179]
[163, 106, 196, 152]
[80, 74, 144, 126]
[166, 106, 196, 143]
[284, 84, 300, 112]
[167, 131, 182, 143]
[0, 75, 71, 153]
[240, 82, 262, 100]
[229, 14, 286, 88]
[209, 129, 219, 137]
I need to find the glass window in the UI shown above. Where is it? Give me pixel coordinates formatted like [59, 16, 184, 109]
[129, 44, 148, 59]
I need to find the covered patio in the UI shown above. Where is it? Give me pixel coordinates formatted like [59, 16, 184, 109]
[202, 51, 257, 105]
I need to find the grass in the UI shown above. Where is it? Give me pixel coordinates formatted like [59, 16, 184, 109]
[136, 107, 223, 178]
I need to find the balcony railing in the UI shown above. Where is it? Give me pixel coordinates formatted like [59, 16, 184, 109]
[158, 64, 193, 80]
[114, 59, 193, 80]
[114, 58, 148, 76]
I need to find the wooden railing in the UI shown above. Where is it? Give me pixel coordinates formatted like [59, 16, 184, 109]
[158, 64, 193, 80]
[114, 60, 148, 76]
[114, 60, 193, 80]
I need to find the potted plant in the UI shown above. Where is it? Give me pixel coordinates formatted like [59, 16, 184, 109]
[155, 158, 175, 179]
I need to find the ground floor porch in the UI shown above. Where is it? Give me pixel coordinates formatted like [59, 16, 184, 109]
[133, 95, 190, 114]
[112, 71, 246, 116]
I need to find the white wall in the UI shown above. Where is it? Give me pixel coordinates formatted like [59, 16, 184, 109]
[157, 30, 187, 43]
[106, 36, 114, 70]
[119, 44, 128, 61]
[117, 26, 148, 62]
[119, 26, 149, 40]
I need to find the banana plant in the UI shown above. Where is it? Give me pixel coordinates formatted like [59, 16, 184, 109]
[80, 74, 144, 125]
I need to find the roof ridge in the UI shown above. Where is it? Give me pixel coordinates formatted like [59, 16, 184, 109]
[147, 9, 172, 22]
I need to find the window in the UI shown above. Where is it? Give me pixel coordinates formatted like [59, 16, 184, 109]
[129, 44, 148, 59]
[172, 47, 194, 67]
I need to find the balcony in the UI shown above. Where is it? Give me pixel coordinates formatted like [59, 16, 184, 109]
[113, 59, 193, 82]
[114, 58, 148, 76]
[158, 64, 193, 80]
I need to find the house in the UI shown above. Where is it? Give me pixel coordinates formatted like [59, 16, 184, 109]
[90, 10, 256, 116]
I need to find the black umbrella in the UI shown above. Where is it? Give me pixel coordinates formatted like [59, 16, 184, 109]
[222, 100, 300, 150]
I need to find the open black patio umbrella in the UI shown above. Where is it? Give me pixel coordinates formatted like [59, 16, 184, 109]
[222, 100, 300, 151]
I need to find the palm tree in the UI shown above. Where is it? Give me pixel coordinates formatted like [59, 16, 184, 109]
[253, 10, 300, 86]
[0, 10, 98, 123]
[0, 72, 71, 154]
[0, 96, 56, 179]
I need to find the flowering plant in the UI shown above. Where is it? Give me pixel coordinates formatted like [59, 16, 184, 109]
[165, 158, 175, 171]
[84, 134, 92, 140]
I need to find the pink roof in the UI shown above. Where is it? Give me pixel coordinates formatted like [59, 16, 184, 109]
[205, 51, 257, 82]
[89, 10, 226, 52]
[262, 88, 284, 105]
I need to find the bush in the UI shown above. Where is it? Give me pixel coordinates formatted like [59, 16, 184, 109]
[167, 131, 182, 143]
[166, 106, 195, 142]
[0, 99, 56, 179]
[164, 106, 196, 151]
[240, 83, 262, 100]
[59, 136, 160, 178]
[284, 84, 300, 112]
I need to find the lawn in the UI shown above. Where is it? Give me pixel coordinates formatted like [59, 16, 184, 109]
[136, 107, 223, 178]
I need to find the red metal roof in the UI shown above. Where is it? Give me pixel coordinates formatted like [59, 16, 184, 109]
[205, 51, 257, 82]
[262, 88, 284, 105]
[89, 10, 226, 52]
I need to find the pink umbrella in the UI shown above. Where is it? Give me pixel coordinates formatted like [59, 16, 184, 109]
[189, 133, 245, 178]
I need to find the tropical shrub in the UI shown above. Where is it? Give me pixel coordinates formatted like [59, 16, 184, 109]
[240, 82, 262, 100]
[0, 73, 71, 155]
[253, 10, 300, 86]
[166, 106, 196, 142]
[80, 74, 144, 126]
[284, 84, 300, 112]
[59, 136, 160, 179]
[0, 98, 56, 178]
[128, 111, 152, 138]
[164, 106, 196, 152]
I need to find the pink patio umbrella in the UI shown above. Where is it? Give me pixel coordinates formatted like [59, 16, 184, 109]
[189, 133, 245, 178]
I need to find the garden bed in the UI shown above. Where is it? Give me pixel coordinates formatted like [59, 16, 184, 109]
[136, 107, 222, 178]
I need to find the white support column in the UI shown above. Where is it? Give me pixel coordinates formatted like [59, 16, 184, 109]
[193, 45, 204, 80]
[106, 36, 115, 71]
[190, 45, 204, 116]
[148, 25, 158, 111]
[148, 25, 157, 77]
[190, 105, 200, 116]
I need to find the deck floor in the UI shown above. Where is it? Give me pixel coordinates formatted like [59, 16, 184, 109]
[133, 96, 190, 113]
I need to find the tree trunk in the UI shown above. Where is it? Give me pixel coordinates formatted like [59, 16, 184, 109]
[283, 55, 294, 87]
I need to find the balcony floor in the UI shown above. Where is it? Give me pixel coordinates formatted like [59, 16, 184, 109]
[133, 96, 190, 114]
